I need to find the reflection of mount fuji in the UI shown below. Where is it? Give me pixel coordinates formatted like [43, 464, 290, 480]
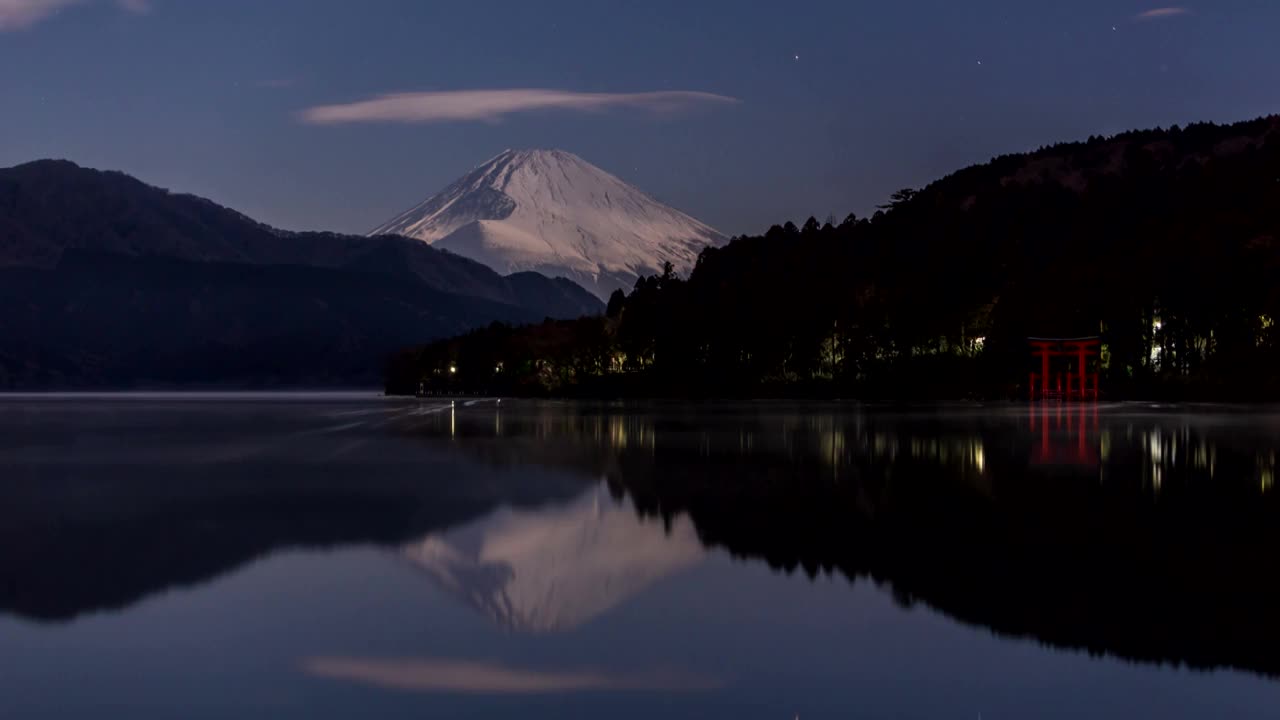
[404, 488, 703, 633]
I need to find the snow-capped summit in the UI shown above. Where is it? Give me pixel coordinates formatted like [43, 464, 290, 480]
[369, 149, 725, 300]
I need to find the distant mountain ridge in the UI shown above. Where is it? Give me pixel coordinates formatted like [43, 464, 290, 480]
[370, 149, 726, 299]
[0, 159, 600, 312]
[0, 160, 601, 388]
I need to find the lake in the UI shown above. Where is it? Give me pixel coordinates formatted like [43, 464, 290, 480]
[2, 394, 1279, 719]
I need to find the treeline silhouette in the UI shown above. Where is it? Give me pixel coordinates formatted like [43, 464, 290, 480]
[388, 116, 1280, 400]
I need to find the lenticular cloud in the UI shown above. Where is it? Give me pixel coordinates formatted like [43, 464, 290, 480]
[299, 89, 739, 125]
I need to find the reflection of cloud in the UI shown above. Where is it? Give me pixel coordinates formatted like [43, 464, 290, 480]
[0, 0, 146, 30]
[303, 657, 723, 694]
[1135, 7, 1190, 20]
[299, 89, 739, 125]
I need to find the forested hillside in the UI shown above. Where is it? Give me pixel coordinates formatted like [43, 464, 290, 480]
[389, 116, 1280, 400]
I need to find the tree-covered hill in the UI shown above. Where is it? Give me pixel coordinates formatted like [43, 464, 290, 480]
[388, 116, 1280, 400]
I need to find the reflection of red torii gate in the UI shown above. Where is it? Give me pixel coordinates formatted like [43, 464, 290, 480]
[1030, 401, 1100, 466]
[1029, 337, 1100, 400]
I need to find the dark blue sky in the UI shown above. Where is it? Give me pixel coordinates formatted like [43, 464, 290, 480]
[2, 0, 1276, 235]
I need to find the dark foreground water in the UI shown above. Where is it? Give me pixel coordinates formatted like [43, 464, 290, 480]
[2, 395, 1280, 719]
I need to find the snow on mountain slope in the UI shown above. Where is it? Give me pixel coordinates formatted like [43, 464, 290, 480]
[370, 149, 725, 300]
[402, 487, 704, 633]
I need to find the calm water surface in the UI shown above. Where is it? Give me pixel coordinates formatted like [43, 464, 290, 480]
[2, 394, 1280, 718]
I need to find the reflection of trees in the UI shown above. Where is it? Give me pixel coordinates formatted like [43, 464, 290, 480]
[436, 404, 1280, 678]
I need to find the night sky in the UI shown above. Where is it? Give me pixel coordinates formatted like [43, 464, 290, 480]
[1, 0, 1276, 236]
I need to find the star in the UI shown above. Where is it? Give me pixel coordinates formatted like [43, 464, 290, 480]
[794, 54, 800, 61]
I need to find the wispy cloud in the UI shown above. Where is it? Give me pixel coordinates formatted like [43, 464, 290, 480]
[303, 657, 724, 694]
[0, 0, 79, 29]
[1135, 7, 1191, 21]
[299, 88, 740, 126]
[0, 0, 148, 31]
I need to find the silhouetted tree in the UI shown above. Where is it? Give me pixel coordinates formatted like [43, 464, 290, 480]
[878, 188, 917, 210]
[606, 289, 626, 319]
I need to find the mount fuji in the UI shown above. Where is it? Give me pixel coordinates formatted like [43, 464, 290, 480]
[370, 149, 726, 300]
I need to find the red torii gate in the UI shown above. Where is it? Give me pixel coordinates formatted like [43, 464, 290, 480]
[1029, 337, 1100, 400]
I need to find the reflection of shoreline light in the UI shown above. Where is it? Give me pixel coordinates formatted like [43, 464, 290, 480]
[437, 404, 1271, 499]
[813, 429, 988, 475]
[303, 657, 724, 694]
